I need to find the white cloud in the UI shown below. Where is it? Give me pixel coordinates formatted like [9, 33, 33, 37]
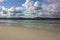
[0, 6, 8, 17]
[8, 7, 23, 17]
[22, 0, 42, 18]
[0, 0, 7, 2]
[45, 0, 60, 3]
[8, 7, 23, 13]
[40, 0, 60, 18]
[44, 0, 60, 18]
[48, 3, 60, 18]
[0, 6, 23, 18]
[0, 0, 60, 18]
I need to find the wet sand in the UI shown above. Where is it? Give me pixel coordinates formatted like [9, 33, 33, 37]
[0, 23, 60, 40]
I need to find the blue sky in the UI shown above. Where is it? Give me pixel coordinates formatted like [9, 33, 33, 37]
[0, 0, 25, 8]
[0, 0, 47, 8]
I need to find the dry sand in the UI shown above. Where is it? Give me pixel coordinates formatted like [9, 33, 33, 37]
[0, 23, 60, 40]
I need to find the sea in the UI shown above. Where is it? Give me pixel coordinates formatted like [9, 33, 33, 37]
[0, 20, 60, 24]
[0, 20, 60, 29]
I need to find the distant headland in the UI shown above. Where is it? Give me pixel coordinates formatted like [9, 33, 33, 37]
[0, 17, 60, 20]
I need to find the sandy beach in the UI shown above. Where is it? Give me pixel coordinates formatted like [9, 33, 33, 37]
[0, 23, 60, 40]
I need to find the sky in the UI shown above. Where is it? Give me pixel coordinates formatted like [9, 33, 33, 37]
[0, 0, 60, 18]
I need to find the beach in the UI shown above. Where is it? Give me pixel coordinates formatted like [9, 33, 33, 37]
[0, 23, 60, 40]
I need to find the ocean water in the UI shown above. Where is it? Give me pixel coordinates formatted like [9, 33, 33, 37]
[0, 20, 60, 24]
[0, 20, 60, 29]
[17, 20, 60, 24]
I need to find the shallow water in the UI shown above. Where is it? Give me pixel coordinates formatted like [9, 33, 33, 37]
[0, 20, 60, 24]
[0, 20, 60, 29]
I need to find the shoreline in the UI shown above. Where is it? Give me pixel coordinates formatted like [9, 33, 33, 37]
[0, 23, 60, 29]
